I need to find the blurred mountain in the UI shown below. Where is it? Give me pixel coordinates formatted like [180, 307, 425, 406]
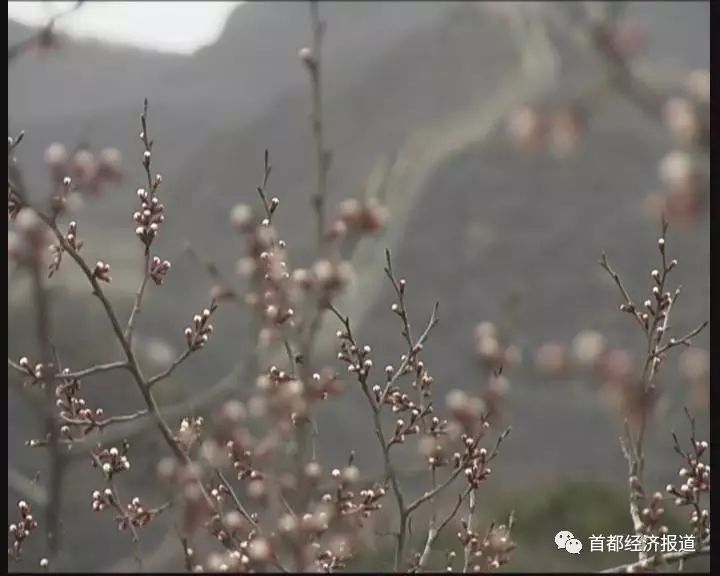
[8, 2, 456, 198]
[8, 19, 184, 122]
[8, 2, 709, 571]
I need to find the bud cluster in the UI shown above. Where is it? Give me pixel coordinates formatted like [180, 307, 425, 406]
[387, 407, 431, 448]
[304, 258, 355, 309]
[233, 194, 363, 347]
[8, 500, 38, 562]
[53, 369, 104, 441]
[207, 401, 272, 492]
[647, 150, 706, 229]
[225, 439, 259, 483]
[233, 208, 299, 335]
[117, 497, 164, 532]
[646, 70, 710, 228]
[48, 220, 83, 277]
[8, 208, 49, 266]
[507, 104, 587, 157]
[91, 487, 115, 512]
[329, 197, 388, 239]
[456, 431, 495, 489]
[336, 338, 375, 385]
[446, 389, 486, 436]
[92, 260, 112, 283]
[91, 489, 165, 533]
[204, 507, 254, 554]
[666, 437, 710, 540]
[636, 490, 669, 537]
[92, 444, 131, 478]
[255, 366, 309, 427]
[133, 184, 165, 246]
[418, 432, 452, 470]
[44, 143, 123, 199]
[315, 543, 350, 573]
[15, 355, 44, 387]
[176, 416, 205, 453]
[184, 300, 218, 351]
[277, 476, 382, 571]
[256, 368, 343, 425]
[322, 465, 385, 525]
[150, 255, 172, 285]
[457, 517, 516, 572]
[474, 322, 521, 372]
[277, 472, 384, 571]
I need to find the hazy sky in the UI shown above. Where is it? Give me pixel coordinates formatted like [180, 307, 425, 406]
[7, 2, 242, 54]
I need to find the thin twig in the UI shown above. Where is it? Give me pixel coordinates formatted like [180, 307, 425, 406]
[147, 349, 192, 388]
[124, 251, 151, 344]
[328, 304, 408, 568]
[125, 99, 159, 345]
[255, 148, 274, 222]
[38, 212, 187, 462]
[381, 301, 440, 402]
[655, 320, 709, 356]
[214, 469, 258, 529]
[8, 467, 48, 508]
[417, 486, 472, 570]
[601, 543, 710, 573]
[57, 361, 129, 380]
[600, 221, 708, 566]
[59, 409, 149, 430]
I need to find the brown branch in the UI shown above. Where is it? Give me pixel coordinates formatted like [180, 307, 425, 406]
[10, 357, 128, 383]
[328, 304, 408, 568]
[214, 469, 258, 530]
[601, 543, 710, 573]
[655, 320, 709, 356]
[59, 409, 148, 430]
[599, 252, 646, 332]
[329, 247, 452, 570]
[406, 467, 464, 517]
[125, 99, 160, 345]
[600, 221, 708, 566]
[255, 148, 275, 222]
[417, 486, 472, 570]
[384, 248, 414, 349]
[28, 250, 65, 559]
[462, 489, 478, 572]
[381, 300, 440, 402]
[178, 533, 195, 573]
[147, 349, 192, 389]
[124, 251, 151, 344]
[55, 361, 247, 452]
[56, 361, 129, 380]
[307, 0, 328, 247]
[8, 358, 27, 375]
[37, 212, 187, 461]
